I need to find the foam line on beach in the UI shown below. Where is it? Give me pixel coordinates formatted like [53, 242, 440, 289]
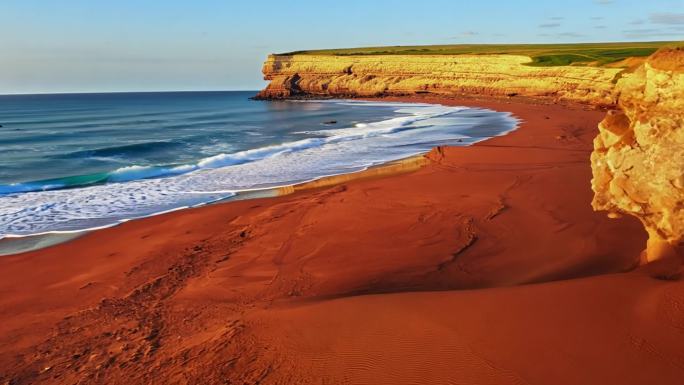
[0, 100, 517, 237]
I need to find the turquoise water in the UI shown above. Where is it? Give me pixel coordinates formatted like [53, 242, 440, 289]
[0, 91, 403, 192]
[0, 91, 517, 237]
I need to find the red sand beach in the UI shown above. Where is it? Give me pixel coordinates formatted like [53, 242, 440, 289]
[2, 96, 683, 385]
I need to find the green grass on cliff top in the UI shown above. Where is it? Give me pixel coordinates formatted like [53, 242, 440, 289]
[280, 41, 682, 67]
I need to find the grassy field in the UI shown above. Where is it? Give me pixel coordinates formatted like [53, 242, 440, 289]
[280, 41, 682, 67]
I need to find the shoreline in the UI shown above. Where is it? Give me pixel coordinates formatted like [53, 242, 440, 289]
[0, 151, 433, 256]
[5, 95, 677, 385]
[0, 97, 514, 256]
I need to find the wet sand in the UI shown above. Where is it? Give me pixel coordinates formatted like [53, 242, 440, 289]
[2, 96, 682, 385]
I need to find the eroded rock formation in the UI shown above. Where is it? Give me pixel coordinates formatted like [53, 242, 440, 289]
[256, 54, 623, 105]
[256, 49, 684, 262]
[591, 47, 684, 261]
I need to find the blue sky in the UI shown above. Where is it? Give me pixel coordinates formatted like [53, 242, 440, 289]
[1, 0, 682, 94]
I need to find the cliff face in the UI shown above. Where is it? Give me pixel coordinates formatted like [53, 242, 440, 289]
[256, 49, 683, 261]
[256, 54, 623, 105]
[591, 47, 684, 261]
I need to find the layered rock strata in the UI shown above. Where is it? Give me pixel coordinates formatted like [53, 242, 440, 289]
[256, 54, 623, 105]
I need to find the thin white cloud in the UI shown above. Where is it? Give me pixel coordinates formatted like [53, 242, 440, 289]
[623, 28, 683, 38]
[540, 32, 585, 38]
[557, 32, 584, 37]
[450, 31, 479, 39]
[650, 13, 684, 25]
[624, 28, 659, 33]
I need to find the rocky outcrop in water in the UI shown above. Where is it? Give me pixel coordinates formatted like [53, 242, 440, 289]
[591, 47, 684, 261]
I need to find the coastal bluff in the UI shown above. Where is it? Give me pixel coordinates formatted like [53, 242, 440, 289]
[257, 48, 684, 260]
[255, 54, 623, 105]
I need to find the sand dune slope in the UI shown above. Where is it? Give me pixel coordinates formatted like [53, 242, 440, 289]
[255, 271, 684, 385]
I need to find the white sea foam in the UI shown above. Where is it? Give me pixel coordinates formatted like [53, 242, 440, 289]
[0, 101, 517, 237]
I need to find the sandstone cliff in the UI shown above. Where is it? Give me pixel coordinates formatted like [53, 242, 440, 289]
[256, 54, 623, 105]
[256, 49, 683, 261]
[591, 47, 684, 261]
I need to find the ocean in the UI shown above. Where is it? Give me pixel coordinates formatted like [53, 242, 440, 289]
[0, 91, 517, 238]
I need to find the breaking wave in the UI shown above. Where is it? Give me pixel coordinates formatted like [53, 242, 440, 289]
[0, 101, 517, 237]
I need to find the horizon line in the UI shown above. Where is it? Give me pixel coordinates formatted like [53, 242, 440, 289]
[0, 89, 261, 97]
[275, 39, 683, 54]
